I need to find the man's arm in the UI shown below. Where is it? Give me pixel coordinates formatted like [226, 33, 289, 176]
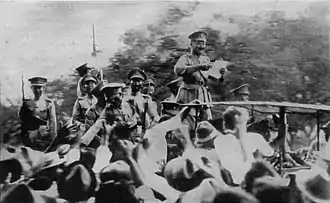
[84, 108, 96, 132]
[49, 100, 57, 138]
[147, 100, 160, 124]
[174, 55, 210, 76]
[80, 118, 106, 146]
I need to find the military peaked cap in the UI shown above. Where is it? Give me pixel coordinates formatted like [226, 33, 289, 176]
[230, 84, 250, 95]
[28, 77, 48, 86]
[128, 68, 147, 81]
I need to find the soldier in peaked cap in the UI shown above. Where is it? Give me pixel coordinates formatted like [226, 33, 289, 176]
[230, 84, 250, 101]
[81, 82, 134, 148]
[229, 84, 257, 124]
[76, 63, 92, 98]
[141, 75, 160, 127]
[142, 75, 156, 96]
[19, 76, 57, 152]
[174, 30, 213, 120]
[166, 78, 182, 102]
[72, 74, 97, 129]
[123, 68, 160, 133]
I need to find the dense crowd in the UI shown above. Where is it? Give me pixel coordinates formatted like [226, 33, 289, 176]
[0, 30, 329, 203]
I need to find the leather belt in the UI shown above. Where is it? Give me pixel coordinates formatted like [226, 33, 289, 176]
[181, 82, 208, 90]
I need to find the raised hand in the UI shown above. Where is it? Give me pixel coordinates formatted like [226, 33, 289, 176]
[199, 62, 212, 71]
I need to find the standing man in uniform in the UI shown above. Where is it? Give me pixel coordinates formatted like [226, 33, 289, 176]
[230, 84, 255, 124]
[75, 63, 92, 98]
[174, 31, 214, 120]
[141, 75, 159, 126]
[19, 77, 57, 151]
[123, 68, 160, 132]
[80, 83, 131, 148]
[72, 74, 97, 128]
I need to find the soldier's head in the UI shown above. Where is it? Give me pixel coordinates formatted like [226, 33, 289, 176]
[29, 77, 47, 99]
[142, 76, 156, 95]
[75, 63, 92, 77]
[128, 68, 146, 93]
[189, 31, 208, 56]
[82, 75, 97, 95]
[230, 84, 250, 101]
[101, 83, 125, 108]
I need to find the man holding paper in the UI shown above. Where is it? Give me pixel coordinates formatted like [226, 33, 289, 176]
[174, 31, 226, 120]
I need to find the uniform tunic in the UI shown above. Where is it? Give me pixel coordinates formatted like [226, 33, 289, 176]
[123, 92, 160, 131]
[174, 54, 212, 105]
[19, 97, 57, 151]
[84, 105, 104, 132]
[72, 95, 97, 125]
[80, 106, 134, 148]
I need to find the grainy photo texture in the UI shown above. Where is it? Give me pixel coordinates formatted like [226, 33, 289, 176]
[0, 1, 330, 203]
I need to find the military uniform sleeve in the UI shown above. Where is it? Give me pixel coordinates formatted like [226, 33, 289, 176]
[80, 118, 106, 146]
[174, 55, 190, 76]
[147, 100, 160, 123]
[48, 100, 57, 138]
[72, 99, 82, 124]
[84, 108, 96, 132]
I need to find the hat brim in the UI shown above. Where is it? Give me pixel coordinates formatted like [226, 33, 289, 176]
[31, 84, 46, 87]
[130, 75, 145, 80]
[194, 131, 219, 147]
[84, 78, 97, 84]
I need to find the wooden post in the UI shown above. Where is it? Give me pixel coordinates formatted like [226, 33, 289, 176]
[278, 106, 286, 175]
[317, 111, 321, 151]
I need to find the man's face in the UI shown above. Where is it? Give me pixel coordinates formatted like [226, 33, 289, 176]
[84, 81, 96, 94]
[105, 90, 123, 107]
[31, 86, 45, 98]
[142, 83, 155, 95]
[130, 77, 143, 92]
[238, 94, 249, 101]
[191, 39, 207, 55]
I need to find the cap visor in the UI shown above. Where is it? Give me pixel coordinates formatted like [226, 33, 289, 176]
[131, 76, 144, 80]
[31, 84, 46, 87]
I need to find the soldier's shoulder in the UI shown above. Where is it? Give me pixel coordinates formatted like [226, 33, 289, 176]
[44, 98, 56, 107]
[44, 98, 55, 103]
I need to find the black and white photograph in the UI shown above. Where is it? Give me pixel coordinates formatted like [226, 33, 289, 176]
[0, 0, 330, 202]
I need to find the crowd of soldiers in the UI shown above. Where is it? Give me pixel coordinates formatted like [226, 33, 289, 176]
[17, 30, 250, 154]
[2, 30, 330, 203]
